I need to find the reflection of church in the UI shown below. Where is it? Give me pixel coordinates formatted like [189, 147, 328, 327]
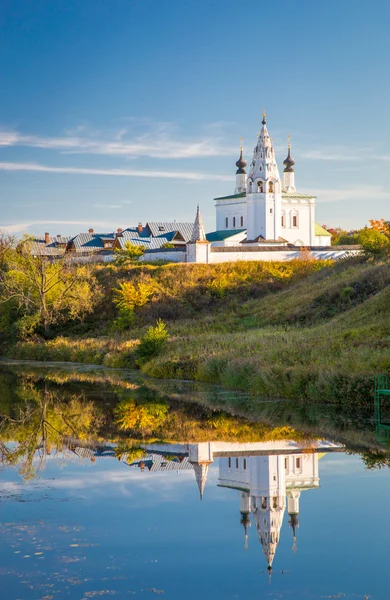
[218, 451, 323, 573]
[67, 438, 341, 573]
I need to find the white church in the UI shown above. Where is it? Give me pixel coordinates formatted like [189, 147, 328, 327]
[183, 112, 364, 263]
[213, 111, 331, 247]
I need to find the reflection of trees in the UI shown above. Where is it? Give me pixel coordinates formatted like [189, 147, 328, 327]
[115, 398, 169, 438]
[0, 383, 103, 479]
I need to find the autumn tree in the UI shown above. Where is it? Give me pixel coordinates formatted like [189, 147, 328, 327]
[0, 237, 100, 335]
[0, 232, 15, 267]
[369, 219, 390, 236]
[114, 241, 145, 266]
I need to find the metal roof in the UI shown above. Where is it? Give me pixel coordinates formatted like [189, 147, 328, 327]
[146, 222, 194, 241]
[116, 230, 170, 250]
[314, 223, 332, 236]
[206, 229, 246, 242]
[69, 233, 116, 252]
[214, 192, 247, 201]
[29, 236, 71, 256]
[282, 191, 316, 199]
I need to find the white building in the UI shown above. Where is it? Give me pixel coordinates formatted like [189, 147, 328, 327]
[214, 112, 331, 248]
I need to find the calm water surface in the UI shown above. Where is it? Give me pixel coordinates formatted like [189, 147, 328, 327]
[0, 362, 388, 600]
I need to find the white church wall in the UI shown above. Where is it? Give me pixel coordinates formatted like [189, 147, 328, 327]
[280, 202, 312, 246]
[209, 248, 362, 263]
[140, 250, 187, 263]
[314, 235, 332, 246]
[215, 199, 246, 231]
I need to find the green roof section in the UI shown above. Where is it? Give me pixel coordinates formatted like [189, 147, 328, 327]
[206, 229, 246, 242]
[282, 192, 316, 199]
[214, 192, 246, 201]
[315, 223, 332, 236]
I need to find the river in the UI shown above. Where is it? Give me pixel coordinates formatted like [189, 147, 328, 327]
[0, 361, 388, 599]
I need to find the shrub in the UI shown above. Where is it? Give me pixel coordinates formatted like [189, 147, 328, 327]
[113, 279, 158, 313]
[360, 229, 390, 257]
[135, 319, 169, 365]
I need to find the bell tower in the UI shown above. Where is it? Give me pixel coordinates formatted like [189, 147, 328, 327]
[246, 111, 282, 241]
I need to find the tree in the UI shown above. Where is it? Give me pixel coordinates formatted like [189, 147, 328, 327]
[369, 219, 390, 236]
[114, 241, 145, 266]
[0, 237, 100, 335]
[359, 228, 390, 257]
[0, 232, 15, 267]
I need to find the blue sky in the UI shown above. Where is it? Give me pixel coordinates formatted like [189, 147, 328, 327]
[0, 0, 389, 236]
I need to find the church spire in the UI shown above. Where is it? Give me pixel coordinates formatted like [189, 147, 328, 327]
[190, 205, 207, 242]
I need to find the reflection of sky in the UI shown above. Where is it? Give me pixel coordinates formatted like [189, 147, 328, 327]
[1, 453, 389, 599]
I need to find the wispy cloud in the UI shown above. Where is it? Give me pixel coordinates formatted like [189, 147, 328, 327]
[0, 220, 118, 234]
[300, 145, 375, 162]
[93, 203, 123, 209]
[306, 185, 390, 203]
[0, 161, 233, 182]
[0, 125, 236, 159]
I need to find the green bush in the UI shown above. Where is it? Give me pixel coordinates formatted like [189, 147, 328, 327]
[360, 229, 390, 257]
[135, 319, 169, 365]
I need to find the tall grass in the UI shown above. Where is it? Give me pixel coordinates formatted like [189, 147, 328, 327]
[6, 256, 390, 406]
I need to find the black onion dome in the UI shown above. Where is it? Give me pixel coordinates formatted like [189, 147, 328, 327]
[235, 149, 247, 174]
[283, 146, 295, 172]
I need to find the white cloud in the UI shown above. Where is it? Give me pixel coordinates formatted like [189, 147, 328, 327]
[306, 184, 390, 203]
[299, 145, 376, 162]
[93, 203, 123, 209]
[0, 161, 233, 182]
[0, 220, 118, 234]
[0, 126, 236, 159]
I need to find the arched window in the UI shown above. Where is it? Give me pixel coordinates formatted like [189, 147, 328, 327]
[233, 216, 236, 228]
[225, 217, 228, 228]
[273, 497, 278, 509]
[269, 181, 274, 193]
[240, 216, 244, 227]
[257, 181, 263, 193]
[261, 497, 267, 509]
[281, 215, 285, 227]
[293, 215, 297, 227]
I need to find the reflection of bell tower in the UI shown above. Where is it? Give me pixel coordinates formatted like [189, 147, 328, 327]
[250, 455, 286, 572]
[239, 491, 251, 550]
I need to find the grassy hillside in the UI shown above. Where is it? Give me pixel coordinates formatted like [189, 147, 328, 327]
[7, 256, 390, 405]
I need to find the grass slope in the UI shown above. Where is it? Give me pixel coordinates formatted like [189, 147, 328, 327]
[7, 256, 390, 405]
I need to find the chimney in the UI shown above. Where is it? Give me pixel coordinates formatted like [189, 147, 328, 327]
[117, 227, 123, 234]
[57, 234, 61, 239]
[138, 222, 143, 234]
[44, 232, 50, 244]
[88, 228, 94, 234]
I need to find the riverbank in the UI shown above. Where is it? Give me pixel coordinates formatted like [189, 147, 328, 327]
[3, 256, 390, 406]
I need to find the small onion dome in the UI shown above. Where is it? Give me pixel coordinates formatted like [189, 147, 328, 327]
[235, 149, 247, 174]
[283, 146, 295, 172]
